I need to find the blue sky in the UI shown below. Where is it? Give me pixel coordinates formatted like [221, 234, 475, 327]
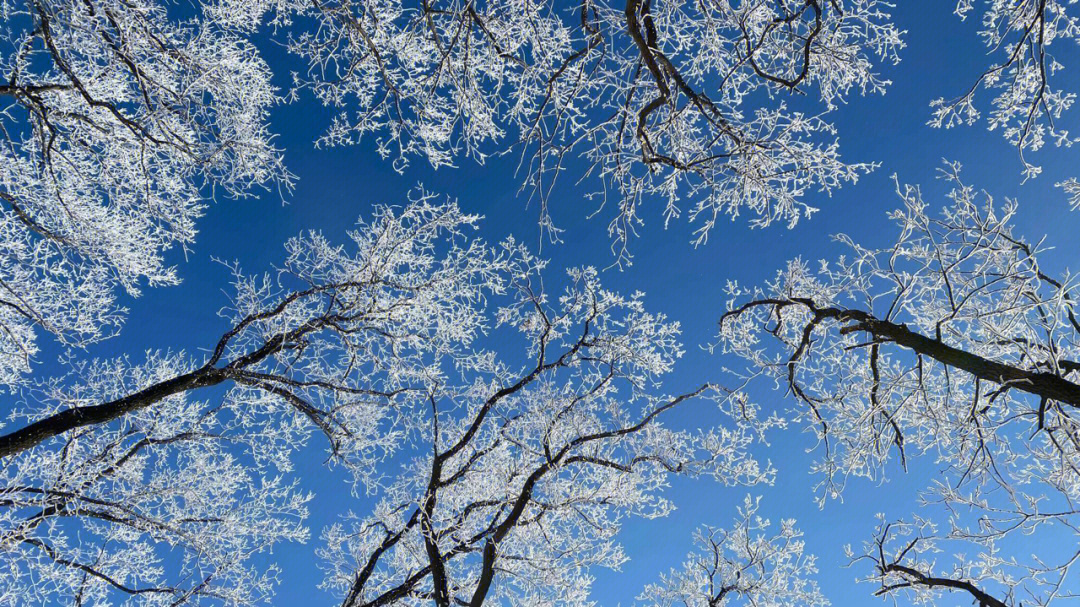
[52, 2, 1080, 605]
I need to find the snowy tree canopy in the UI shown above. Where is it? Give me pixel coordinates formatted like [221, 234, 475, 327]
[0, 0, 291, 385]
[718, 163, 1080, 606]
[2, 1, 1080, 606]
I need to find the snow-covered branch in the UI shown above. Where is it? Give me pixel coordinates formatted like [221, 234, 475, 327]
[320, 265, 775, 607]
[936, 1, 1080, 181]
[0, 0, 292, 385]
[639, 496, 827, 607]
[214, 0, 902, 256]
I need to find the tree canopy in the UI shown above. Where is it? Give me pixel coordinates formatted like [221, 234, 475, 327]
[2, 1, 1080, 606]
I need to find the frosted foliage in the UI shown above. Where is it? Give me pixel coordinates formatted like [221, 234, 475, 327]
[0, 200, 527, 604]
[719, 163, 1080, 499]
[850, 513, 1079, 607]
[317, 265, 776, 607]
[719, 163, 1080, 606]
[937, 1, 1080, 181]
[638, 496, 827, 607]
[211, 0, 902, 254]
[1058, 176, 1080, 209]
[213, 198, 531, 477]
[0, 199, 778, 605]
[0, 0, 290, 385]
[0, 353, 310, 606]
[6, 2, 1080, 605]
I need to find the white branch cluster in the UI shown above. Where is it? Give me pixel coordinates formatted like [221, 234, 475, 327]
[213, 0, 902, 255]
[317, 261, 778, 606]
[933, 1, 1080, 181]
[0, 0, 291, 385]
[3, 3, 1080, 606]
[718, 162, 1080, 606]
[639, 495, 828, 607]
[0, 352, 311, 605]
[0, 198, 787, 606]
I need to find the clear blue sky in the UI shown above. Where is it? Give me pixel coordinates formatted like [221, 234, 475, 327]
[54, 2, 1080, 605]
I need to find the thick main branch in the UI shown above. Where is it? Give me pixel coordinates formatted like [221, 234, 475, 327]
[724, 298, 1080, 408]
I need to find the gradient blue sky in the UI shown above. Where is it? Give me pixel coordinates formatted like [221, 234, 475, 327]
[52, 2, 1080, 605]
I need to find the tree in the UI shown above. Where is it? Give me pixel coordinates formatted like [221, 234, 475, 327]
[8, 4, 1080, 605]
[638, 495, 827, 607]
[850, 517, 1022, 607]
[318, 261, 776, 607]
[934, 1, 1080, 184]
[0, 352, 312, 606]
[0, 198, 777, 605]
[211, 0, 902, 256]
[0, 0, 291, 385]
[0, 200, 517, 604]
[716, 162, 1080, 606]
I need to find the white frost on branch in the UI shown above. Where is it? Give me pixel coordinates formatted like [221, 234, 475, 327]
[0, 352, 311, 606]
[0, 0, 291, 385]
[717, 162, 1080, 606]
[0, 197, 780, 605]
[1057, 177, 1080, 210]
[317, 264, 778, 607]
[934, 1, 1080, 180]
[638, 495, 828, 607]
[0, 197, 530, 604]
[213, 0, 902, 256]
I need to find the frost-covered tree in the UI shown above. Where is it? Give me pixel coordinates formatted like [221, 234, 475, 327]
[638, 496, 828, 607]
[0, 198, 776, 605]
[937, 1, 1080, 185]
[0, 353, 312, 605]
[212, 0, 902, 254]
[0, 0, 291, 385]
[0, 200, 522, 604]
[849, 517, 1028, 607]
[319, 262, 777, 606]
[717, 162, 1080, 606]
[0, 199, 507, 460]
